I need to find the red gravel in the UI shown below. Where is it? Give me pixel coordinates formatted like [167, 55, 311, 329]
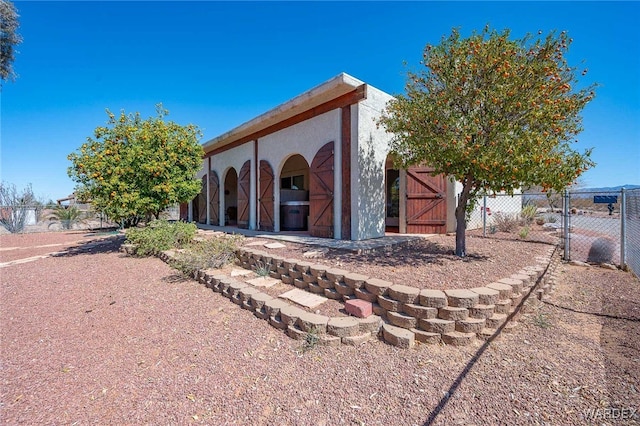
[1, 232, 638, 425]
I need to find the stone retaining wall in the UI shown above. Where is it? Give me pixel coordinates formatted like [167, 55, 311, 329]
[145, 244, 560, 349]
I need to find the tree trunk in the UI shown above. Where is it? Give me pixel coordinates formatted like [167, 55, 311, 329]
[455, 181, 473, 257]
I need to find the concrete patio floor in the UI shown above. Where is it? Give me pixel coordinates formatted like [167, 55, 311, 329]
[196, 224, 430, 253]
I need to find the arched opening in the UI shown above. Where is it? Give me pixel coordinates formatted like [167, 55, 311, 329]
[224, 168, 238, 226]
[280, 154, 310, 231]
[193, 175, 208, 224]
[385, 155, 400, 232]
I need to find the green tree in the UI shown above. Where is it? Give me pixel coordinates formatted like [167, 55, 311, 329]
[379, 26, 596, 256]
[0, 0, 22, 82]
[68, 105, 204, 227]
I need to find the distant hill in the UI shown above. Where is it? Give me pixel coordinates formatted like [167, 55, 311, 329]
[579, 184, 640, 192]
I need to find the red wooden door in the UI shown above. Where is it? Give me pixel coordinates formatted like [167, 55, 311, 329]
[259, 160, 274, 231]
[196, 176, 207, 224]
[208, 171, 219, 225]
[309, 142, 334, 238]
[237, 160, 251, 228]
[405, 166, 447, 234]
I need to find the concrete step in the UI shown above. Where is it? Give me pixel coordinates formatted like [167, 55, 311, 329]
[358, 315, 382, 334]
[327, 316, 361, 337]
[411, 329, 441, 345]
[419, 318, 455, 334]
[485, 313, 508, 329]
[444, 289, 480, 308]
[494, 299, 512, 314]
[387, 311, 418, 329]
[469, 287, 501, 305]
[382, 323, 415, 348]
[402, 303, 437, 320]
[468, 304, 495, 319]
[388, 285, 420, 304]
[419, 289, 448, 308]
[364, 278, 392, 297]
[442, 331, 475, 346]
[455, 318, 486, 333]
[438, 307, 469, 321]
[344, 273, 368, 289]
[342, 332, 372, 346]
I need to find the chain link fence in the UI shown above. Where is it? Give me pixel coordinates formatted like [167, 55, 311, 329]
[561, 188, 640, 277]
[466, 192, 562, 245]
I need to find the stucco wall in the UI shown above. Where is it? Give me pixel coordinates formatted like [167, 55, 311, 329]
[210, 143, 256, 228]
[351, 85, 395, 240]
[258, 109, 341, 233]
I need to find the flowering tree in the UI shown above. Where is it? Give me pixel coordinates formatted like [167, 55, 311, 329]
[0, 0, 22, 83]
[379, 26, 596, 256]
[68, 105, 204, 227]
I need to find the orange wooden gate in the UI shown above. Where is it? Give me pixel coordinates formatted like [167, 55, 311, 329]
[208, 171, 219, 225]
[309, 142, 334, 238]
[259, 160, 274, 231]
[405, 166, 447, 234]
[237, 160, 251, 228]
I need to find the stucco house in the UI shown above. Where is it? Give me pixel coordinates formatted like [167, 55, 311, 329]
[184, 73, 460, 240]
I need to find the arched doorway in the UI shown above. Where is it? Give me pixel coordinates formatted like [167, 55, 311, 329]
[280, 154, 310, 231]
[193, 175, 207, 224]
[224, 168, 238, 226]
[385, 155, 400, 232]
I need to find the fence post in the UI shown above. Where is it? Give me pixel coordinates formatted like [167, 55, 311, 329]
[620, 188, 626, 270]
[563, 190, 570, 261]
[482, 194, 487, 237]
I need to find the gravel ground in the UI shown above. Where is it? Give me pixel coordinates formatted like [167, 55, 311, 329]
[1, 232, 639, 425]
[238, 232, 556, 290]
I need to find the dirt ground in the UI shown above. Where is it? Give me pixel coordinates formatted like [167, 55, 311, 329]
[1, 232, 638, 425]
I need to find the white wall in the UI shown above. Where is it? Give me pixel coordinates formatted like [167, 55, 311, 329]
[351, 86, 395, 240]
[259, 109, 341, 233]
[210, 143, 255, 228]
[455, 182, 523, 230]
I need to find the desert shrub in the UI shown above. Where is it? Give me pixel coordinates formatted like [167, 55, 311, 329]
[48, 205, 84, 229]
[125, 220, 196, 256]
[545, 215, 558, 223]
[518, 226, 530, 239]
[520, 204, 537, 224]
[492, 212, 520, 233]
[172, 234, 244, 276]
[587, 237, 616, 264]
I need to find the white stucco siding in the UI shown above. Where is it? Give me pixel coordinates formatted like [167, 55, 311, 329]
[455, 182, 524, 230]
[259, 109, 341, 234]
[259, 109, 341, 172]
[209, 143, 255, 227]
[351, 86, 395, 240]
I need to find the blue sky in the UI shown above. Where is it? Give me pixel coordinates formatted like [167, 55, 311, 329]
[2, 1, 639, 201]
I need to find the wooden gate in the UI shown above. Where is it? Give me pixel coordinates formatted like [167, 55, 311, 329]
[259, 160, 274, 231]
[309, 142, 334, 238]
[405, 166, 447, 234]
[237, 160, 251, 228]
[196, 175, 207, 224]
[208, 171, 219, 225]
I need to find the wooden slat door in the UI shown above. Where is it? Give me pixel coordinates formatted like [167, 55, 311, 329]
[237, 160, 251, 228]
[208, 171, 219, 225]
[405, 166, 447, 234]
[259, 160, 274, 231]
[309, 142, 334, 238]
[179, 203, 188, 221]
[195, 176, 207, 224]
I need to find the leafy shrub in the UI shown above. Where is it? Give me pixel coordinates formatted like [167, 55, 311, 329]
[172, 234, 244, 276]
[520, 204, 537, 224]
[125, 220, 196, 256]
[492, 212, 520, 233]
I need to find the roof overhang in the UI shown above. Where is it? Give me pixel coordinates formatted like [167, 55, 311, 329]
[202, 73, 366, 156]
